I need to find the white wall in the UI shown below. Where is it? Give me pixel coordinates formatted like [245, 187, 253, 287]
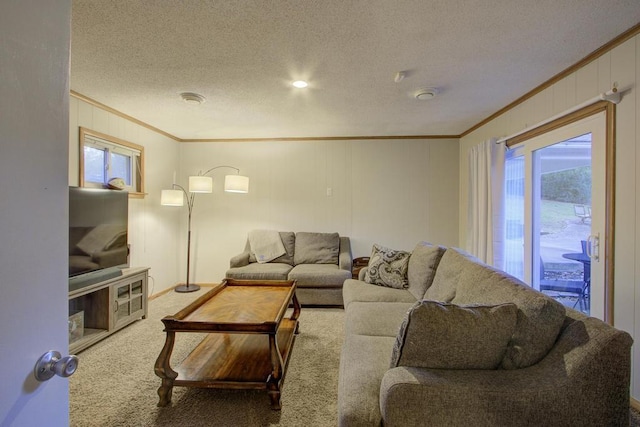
[68, 100, 460, 292]
[459, 34, 640, 400]
[179, 138, 459, 283]
[69, 97, 182, 295]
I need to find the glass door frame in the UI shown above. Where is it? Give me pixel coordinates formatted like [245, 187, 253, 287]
[504, 100, 616, 324]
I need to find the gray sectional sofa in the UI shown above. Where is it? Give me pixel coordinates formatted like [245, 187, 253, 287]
[225, 231, 352, 306]
[339, 243, 633, 426]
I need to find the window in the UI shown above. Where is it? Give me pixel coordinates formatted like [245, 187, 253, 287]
[79, 127, 144, 197]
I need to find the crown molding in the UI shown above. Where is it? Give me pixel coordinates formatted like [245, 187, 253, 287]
[180, 134, 461, 143]
[70, 90, 181, 142]
[70, 91, 459, 142]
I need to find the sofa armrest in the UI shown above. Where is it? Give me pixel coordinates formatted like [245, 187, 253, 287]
[380, 313, 632, 427]
[229, 251, 250, 268]
[338, 236, 352, 271]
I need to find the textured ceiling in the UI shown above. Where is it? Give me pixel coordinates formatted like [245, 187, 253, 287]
[71, 1, 640, 140]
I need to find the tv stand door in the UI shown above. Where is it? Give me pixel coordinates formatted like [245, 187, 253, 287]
[111, 273, 147, 330]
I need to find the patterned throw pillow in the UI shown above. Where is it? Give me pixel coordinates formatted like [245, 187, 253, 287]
[363, 244, 410, 289]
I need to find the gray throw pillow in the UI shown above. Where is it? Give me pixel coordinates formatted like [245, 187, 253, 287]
[438, 248, 567, 369]
[293, 232, 340, 264]
[364, 244, 410, 289]
[390, 301, 518, 370]
[407, 242, 446, 300]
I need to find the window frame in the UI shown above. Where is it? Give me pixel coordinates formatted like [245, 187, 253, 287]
[79, 127, 145, 198]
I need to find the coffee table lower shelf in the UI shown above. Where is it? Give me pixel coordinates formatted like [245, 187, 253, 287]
[157, 318, 297, 409]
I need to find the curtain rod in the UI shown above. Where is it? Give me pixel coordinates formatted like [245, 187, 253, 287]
[496, 86, 624, 144]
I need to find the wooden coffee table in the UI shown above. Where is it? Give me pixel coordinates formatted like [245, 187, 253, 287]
[154, 279, 300, 410]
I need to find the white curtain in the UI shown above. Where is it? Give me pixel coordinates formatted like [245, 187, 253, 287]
[466, 138, 505, 268]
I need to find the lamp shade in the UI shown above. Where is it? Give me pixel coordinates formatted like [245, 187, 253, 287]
[189, 175, 213, 193]
[160, 189, 184, 206]
[224, 175, 249, 193]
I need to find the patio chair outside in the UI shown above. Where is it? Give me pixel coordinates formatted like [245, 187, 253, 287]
[574, 204, 591, 223]
[539, 258, 589, 311]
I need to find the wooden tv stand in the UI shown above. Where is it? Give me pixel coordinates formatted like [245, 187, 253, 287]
[68, 267, 149, 353]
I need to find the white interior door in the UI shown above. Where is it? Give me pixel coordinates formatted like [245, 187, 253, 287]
[0, 2, 71, 425]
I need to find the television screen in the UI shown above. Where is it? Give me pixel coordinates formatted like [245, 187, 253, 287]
[69, 187, 129, 278]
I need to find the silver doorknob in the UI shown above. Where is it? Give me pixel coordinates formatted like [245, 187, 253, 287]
[34, 350, 79, 381]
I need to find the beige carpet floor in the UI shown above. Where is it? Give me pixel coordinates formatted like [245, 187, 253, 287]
[70, 288, 344, 427]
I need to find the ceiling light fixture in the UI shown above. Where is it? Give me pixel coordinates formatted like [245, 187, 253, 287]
[292, 80, 308, 88]
[414, 87, 439, 100]
[180, 92, 206, 105]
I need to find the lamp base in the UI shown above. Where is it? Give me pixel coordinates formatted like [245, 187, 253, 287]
[174, 283, 201, 293]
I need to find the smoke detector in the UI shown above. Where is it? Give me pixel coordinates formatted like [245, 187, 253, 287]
[180, 92, 206, 105]
[414, 88, 439, 100]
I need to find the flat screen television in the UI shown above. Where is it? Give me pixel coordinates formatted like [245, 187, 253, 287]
[69, 187, 129, 291]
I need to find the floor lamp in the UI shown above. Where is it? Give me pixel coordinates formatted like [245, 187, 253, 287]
[161, 166, 249, 293]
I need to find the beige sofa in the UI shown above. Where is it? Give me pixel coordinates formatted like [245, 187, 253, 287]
[339, 243, 633, 426]
[225, 231, 352, 306]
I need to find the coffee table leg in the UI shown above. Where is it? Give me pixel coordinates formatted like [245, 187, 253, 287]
[291, 292, 301, 334]
[267, 385, 281, 410]
[154, 330, 178, 407]
[267, 333, 283, 410]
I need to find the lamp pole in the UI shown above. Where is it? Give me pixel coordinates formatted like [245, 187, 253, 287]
[200, 165, 240, 177]
[171, 184, 200, 293]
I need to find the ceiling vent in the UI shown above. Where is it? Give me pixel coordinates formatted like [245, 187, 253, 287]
[414, 88, 439, 100]
[180, 92, 206, 105]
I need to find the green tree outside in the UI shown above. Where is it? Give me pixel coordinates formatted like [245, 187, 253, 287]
[541, 166, 591, 205]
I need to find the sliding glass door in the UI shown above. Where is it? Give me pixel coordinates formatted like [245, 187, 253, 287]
[503, 113, 607, 320]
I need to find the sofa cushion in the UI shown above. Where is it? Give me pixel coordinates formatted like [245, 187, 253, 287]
[225, 262, 292, 281]
[407, 242, 446, 300]
[390, 301, 518, 370]
[364, 244, 410, 289]
[430, 248, 567, 369]
[345, 301, 415, 337]
[293, 232, 340, 265]
[342, 279, 417, 308]
[338, 334, 396, 427]
[288, 264, 351, 288]
[423, 248, 469, 302]
[248, 231, 295, 266]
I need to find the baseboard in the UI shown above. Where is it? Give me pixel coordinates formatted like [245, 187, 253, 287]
[631, 397, 640, 412]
